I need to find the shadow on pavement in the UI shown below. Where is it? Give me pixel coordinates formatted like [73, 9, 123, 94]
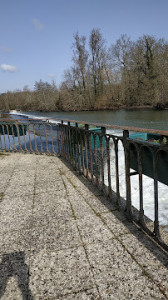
[0, 251, 33, 299]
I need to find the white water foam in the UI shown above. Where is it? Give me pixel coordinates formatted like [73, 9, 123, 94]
[9, 110, 61, 124]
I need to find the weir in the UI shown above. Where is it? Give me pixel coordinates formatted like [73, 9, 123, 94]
[0, 118, 168, 252]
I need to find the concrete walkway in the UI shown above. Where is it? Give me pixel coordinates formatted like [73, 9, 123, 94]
[0, 153, 168, 300]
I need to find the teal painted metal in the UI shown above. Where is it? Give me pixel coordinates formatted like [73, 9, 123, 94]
[129, 132, 168, 185]
[0, 123, 27, 136]
[129, 132, 162, 143]
[89, 127, 106, 150]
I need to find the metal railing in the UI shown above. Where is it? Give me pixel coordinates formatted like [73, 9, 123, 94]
[0, 118, 168, 252]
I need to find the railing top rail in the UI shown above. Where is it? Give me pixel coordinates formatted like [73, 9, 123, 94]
[0, 117, 168, 136]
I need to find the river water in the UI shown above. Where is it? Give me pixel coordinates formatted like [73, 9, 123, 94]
[1, 109, 168, 231]
[4, 109, 168, 130]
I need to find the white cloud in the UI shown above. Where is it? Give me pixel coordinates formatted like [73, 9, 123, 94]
[0, 46, 12, 53]
[1, 64, 17, 72]
[31, 18, 44, 31]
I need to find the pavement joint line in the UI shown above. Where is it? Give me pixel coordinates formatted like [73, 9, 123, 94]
[53, 286, 98, 299]
[98, 208, 119, 214]
[65, 172, 168, 299]
[60, 171, 103, 300]
[28, 156, 39, 271]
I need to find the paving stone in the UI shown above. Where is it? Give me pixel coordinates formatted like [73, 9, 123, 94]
[0, 195, 34, 233]
[119, 233, 168, 294]
[30, 220, 81, 252]
[57, 288, 100, 300]
[29, 247, 94, 298]
[35, 180, 64, 194]
[98, 279, 165, 300]
[86, 194, 118, 214]
[77, 215, 115, 244]
[101, 210, 141, 236]
[33, 193, 73, 221]
[0, 229, 32, 254]
[85, 238, 141, 284]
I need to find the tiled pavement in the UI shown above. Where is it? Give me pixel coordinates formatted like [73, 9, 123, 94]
[0, 152, 168, 299]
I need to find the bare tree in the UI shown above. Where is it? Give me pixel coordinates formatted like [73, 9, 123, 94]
[89, 28, 106, 99]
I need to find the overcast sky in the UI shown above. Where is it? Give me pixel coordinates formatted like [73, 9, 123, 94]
[0, 0, 168, 93]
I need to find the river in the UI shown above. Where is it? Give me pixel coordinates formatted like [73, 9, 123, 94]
[2, 108, 168, 130]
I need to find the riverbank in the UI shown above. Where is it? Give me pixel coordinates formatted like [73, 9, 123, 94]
[1, 104, 154, 114]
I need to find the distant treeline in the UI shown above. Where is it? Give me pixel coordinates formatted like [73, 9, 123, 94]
[1, 29, 168, 112]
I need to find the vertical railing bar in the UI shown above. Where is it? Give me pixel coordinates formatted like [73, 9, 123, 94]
[153, 151, 160, 238]
[64, 125, 67, 159]
[32, 123, 38, 153]
[22, 124, 27, 152]
[68, 125, 72, 162]
[44, 123, 49, 153]
[0, 134, 2, 150]
[93, 133, 98, 186]
[6, 124, 11, 151]
[123, 130, 132, 220]
[100, 134, 104, 190]
[72, 126, 76, 169]
[16, 122, 22, 152]
[75, 123, 80, 172]
[57, 124, 60, 155]
[38, 123, 43, 153]
[11, 123, 16, 151]
[2, 124, 7, 151]
[71, 126, 74, 164]
[66, 124, 69, 161]
[138, 146, 145, 225]
[78, 127, 82, 174]
[80, 129, 85, 175]
[60, 124, 63, 157]
[85, 124, 89, 178]
[50, 124, 55, 154]
[67, 122, 70, 161]
[28, 123, 33, 153]
[63, 125, 66, 159]
[63, 124, 66, 158]
[114, 138, 120, 206]
[106, 136, 112, 198]
[68, 122, 71, 161]
[65, 125, 68, 160]
[62, 124, 64, 157]
[89, 132, 93, 181]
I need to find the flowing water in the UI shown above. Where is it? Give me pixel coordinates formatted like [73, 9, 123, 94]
[2, 109, 168, 130]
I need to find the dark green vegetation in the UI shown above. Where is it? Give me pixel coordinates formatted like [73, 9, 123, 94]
[1, 29, 168, 112]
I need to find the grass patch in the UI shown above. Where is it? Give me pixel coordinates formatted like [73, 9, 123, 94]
[0, 152, 10, 157]
[0, 192, 5, 202]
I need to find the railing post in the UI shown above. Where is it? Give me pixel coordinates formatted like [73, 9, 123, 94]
[123, 130, 132, 221]
[85, 124, 89, 178]
[153, 151, 160, 238]
[101, 126, 106, 135]
[75, 123, 79, 170]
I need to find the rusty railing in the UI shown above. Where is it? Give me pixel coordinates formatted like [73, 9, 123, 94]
[0, 118, 168, 252]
